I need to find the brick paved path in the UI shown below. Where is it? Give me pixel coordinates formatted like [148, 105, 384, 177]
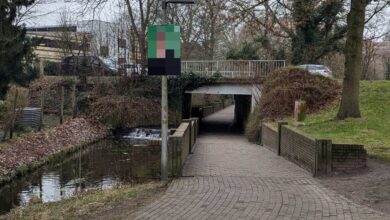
[130, 106, 388, 220]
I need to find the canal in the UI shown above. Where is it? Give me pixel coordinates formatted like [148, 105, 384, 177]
[0, 135, 162, 215]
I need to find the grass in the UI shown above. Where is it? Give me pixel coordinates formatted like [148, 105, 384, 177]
[291, 81, 390, 162]
[1, 182, 163, 220]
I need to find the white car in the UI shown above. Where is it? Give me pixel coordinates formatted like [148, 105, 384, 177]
[298, 64, 333, 77]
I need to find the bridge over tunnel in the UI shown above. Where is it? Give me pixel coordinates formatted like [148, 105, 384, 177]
[183, 83, 261, 133]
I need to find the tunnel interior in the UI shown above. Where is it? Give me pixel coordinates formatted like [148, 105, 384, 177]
[182, 93, 252, 134]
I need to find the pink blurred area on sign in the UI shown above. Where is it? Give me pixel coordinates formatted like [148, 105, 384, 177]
[157, 49, 165, 58]
[157, 32, 166, 58]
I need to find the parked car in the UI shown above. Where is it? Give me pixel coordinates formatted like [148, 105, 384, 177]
[60, 56, 117, 76]
[298, 64, 332, 77]
[121, 64, 148, 76]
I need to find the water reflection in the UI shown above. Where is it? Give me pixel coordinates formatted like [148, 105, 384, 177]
[0, 138, 160, 214]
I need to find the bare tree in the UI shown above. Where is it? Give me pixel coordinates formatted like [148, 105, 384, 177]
[361, 39, 377, 80]
[167, 4, 201, 59]
[123, 0, 159, 74]
[56, 10, 90, 57]
[168, 1, 232, 59]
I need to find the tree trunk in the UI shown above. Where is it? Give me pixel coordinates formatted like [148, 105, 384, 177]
[139, 31, 147, 75]
[337, 0, 368, 119]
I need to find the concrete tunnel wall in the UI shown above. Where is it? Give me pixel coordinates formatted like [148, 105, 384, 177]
[183, 84, 260, 130]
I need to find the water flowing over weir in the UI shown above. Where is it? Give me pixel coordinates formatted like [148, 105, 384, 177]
[0, 129, 164, 215]
[121, 128, 162, 142]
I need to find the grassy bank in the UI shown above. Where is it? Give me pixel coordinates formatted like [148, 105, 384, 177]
[2, 182, 164, 220]
[293, 81, 390, 161]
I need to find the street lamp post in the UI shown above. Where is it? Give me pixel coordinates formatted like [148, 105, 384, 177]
[161, 0, 195, 182]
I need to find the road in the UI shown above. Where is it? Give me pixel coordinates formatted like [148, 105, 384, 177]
[130, 106, 387, 220]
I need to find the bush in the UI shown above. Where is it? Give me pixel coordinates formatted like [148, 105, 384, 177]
[90, 96, 161, 130]
[245, 106, 262, 143]
[76, 92, 90, 113]
[260, 67, 341, 120]
[0, 100, 7, 127]
[245, 67, 341, 142]
[44, 61, 60, 76]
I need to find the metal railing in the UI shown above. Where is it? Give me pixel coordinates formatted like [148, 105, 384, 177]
[181, 60, 286, 78]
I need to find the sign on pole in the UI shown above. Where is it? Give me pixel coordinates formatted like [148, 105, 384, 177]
[147, 24, 181, 75]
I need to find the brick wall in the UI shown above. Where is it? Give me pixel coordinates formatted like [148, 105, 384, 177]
[261, 123, 278, 154]
[332, 144, 366, 171]
[261, 123, 367, 176]
[280, 125, 317, 174]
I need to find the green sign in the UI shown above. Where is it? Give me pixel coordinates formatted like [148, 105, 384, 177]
[147, 24, 181, 75]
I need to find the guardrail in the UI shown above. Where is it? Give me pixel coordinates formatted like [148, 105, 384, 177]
[181, 60, 286, 78]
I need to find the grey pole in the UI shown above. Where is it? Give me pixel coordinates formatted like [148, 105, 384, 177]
[161, 2, 169, 181]
[161, 0, 195, 182]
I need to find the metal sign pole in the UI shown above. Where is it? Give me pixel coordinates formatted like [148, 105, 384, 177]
[161, 2, 169, 181]
[161, 75, 168, 181]
[160, 0, 195, 182]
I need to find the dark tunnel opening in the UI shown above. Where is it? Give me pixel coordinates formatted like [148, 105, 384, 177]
[183, 94, 252, 135]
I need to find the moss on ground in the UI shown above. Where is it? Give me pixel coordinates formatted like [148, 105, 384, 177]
[1, 182, 164, 220]
[292, 81, 390, 162]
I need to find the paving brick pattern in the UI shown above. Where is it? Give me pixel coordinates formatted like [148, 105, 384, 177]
[130, 106, 388, 220]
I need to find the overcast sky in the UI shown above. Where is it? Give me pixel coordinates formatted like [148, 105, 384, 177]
[25, 0, 389, 40]
[23, 0, 123, 27]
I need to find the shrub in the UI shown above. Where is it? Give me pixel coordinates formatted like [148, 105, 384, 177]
[44, 61, 60, 76]
[90, 96, 161, 130]
[245, 67, 341, 142]
[245, 106, 262, 143]
[76, 92, 90, 113]
[260, 67, 341, 120]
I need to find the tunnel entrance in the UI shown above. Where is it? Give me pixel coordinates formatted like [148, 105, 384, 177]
[182, 93, 252, 134]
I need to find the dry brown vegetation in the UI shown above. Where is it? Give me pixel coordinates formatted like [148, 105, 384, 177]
[246, 67, 341, 142]
[90, 96, 161, 129]
[260, 68, 341, 120]
[0, 118, 107, 183]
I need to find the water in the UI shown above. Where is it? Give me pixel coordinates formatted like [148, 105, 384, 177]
[121, 128, 161, 142]
[0, 138, 161, 215]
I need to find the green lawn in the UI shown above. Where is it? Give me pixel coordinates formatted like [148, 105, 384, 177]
[294, 81, 390, 162]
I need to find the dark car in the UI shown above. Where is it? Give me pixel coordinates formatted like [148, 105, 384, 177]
[60, 56, 116, 76]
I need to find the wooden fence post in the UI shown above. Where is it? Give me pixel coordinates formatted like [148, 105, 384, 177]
[10, 89, 19, 139]
[277, 122, 288, 156]
[39, 59, 44, 76]
[315, 139, 333, 177]
[325, 140, 333, 174]
[39, 89, 44, 131]
[60, 86, 64, 124]
[71, 84, 77, 118]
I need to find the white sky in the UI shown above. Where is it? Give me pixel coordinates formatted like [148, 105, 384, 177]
[24, 0, 390, 40]
[23, 0, 123, 27]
